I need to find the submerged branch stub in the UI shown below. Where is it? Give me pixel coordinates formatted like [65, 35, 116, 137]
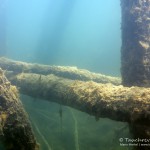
[0, 68, 39, 150]
[7, 72, 150, 126]
[121, 0, 150, 87]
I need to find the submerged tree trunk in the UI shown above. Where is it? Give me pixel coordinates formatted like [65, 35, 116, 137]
[1, 58, 150, 149]
[0, 68, 39, 150]
[6, 71, 150, 150]
[121, 1, 150, 149]
[0, 57, 121, 85]
[1, 58, 149, 125]
[121, 0, 150, 87]
[5, 72, 150, 126]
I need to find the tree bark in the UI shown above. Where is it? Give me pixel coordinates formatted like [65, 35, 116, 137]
[7, 72, 150, 126]
[121, 0, 150, 87]
[9, 72, 150, 150]
[0, 57, 121, 85]
[0, 68, 39, 150]
[0, 58, 150, 124]
[1, 58, 150, 149]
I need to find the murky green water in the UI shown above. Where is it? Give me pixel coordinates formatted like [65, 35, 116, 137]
[21, 95, 132, 150]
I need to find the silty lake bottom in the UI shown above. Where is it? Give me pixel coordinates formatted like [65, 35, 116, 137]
[21, 95, 131, 150]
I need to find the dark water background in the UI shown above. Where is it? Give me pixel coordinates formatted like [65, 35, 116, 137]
[0, 0, 132, 150]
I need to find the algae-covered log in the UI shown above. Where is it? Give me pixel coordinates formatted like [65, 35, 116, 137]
[8, 72, 150, 126]
[0, 69, 39, 150]
[121, 0, 150, 86]
[0, 57, 121, 85]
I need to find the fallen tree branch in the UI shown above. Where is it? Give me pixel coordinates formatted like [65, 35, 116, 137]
[0, 68, 39, 150]
[0, 57, 121, 85]
[7, 72, 150, 126]
[1, 58, 150, 145]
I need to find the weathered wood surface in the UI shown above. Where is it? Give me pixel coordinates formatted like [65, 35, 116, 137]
[0, 57, 121, 85]
[0, 68, 39, 150]
[7, 72, 150, 126]
[121, 0, 150, 87]
[0, 57, 149, 125]
[1, 57, 150, 150]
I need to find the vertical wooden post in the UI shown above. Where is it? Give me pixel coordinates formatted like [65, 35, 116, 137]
[121, 1, 150, 149]
[121, 0, 150, 87]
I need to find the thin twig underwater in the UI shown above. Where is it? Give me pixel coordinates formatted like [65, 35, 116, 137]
[59, 103, 63, 137]
[69, 108, 80, 150]
[32, 120, 53, 150]
[28, 106, 57, 122]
